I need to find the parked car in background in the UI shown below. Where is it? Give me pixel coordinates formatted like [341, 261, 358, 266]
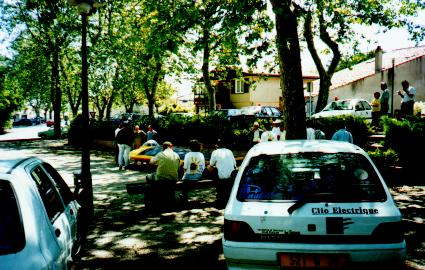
[30, 117, 43, 125]
[312, 98, 372, 120]
[223, 140, 406, 269]
[211, 109, 241, 120]
[12, 118, 33, 127]
[0, 156, 81, 269]
[38, 126, 69, 139]
[46, 119, 55, 127]
[239, 105, 282, 119]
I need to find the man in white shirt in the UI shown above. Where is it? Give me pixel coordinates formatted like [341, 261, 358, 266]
[398, 80, 416, 118]
[251, 122, 262, 145]
[260, 122, 277, 142]
[208, 139, 237, 207]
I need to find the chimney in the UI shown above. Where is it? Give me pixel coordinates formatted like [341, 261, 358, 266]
[375, 46, 383, 72]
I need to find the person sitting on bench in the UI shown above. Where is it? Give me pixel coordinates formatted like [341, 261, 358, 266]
[181, 139, 206, 202]
[146, 141, 180, 211]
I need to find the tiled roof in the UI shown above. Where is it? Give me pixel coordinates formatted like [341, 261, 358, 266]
[312, 46, 425, 94]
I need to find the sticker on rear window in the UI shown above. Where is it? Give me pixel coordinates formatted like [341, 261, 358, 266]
[312, 207, 379, 215]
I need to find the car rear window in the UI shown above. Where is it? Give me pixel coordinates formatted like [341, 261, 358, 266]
[0, 180, 25, 255]
[237, 152, 386, 202]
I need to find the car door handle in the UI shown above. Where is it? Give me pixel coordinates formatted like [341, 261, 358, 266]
[55, 228, 61, 237]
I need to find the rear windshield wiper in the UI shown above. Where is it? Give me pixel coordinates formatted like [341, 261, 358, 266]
[287, 193, 337, 215]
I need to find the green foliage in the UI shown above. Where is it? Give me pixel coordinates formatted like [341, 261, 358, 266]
[337, 50, 375, 72]
[0, 88, 22, 131]
[0, 64, 23, 132]
[381, 116, 425, 171]
[311, 115, 372, 148]
[368, 148, 399, 170]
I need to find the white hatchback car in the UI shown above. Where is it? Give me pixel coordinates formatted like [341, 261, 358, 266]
[0, 157, 81, 270]
[312, 98, 372, 120]
[223, 140, 406, 269]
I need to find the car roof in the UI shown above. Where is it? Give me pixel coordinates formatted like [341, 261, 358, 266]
[247, 140, 364, 157]
[0, 157, 33, 174]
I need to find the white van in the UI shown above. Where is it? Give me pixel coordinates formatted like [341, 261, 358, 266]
[223, 140, 406, 269]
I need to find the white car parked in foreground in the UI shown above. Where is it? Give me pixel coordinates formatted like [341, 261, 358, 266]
[223, 140, 406, 269]
[312, 98, 372, 120]
[0, 157, 81, 269]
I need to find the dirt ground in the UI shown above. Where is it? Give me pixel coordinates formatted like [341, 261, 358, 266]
[0, 140, 424, 270]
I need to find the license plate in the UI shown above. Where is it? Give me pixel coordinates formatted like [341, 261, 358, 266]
[279, 253, 347, 268]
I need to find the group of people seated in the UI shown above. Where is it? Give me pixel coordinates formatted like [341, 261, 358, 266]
[144, 138, 238, 210]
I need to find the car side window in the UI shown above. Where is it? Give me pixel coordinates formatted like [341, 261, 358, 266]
[0, 180, 25, 254]
[270, 107, 281, 116]
[42, 163, 74, 206]
[31, 166, 65, 222]
[361, 101, 372, 110]
[355, 102, 364, 111]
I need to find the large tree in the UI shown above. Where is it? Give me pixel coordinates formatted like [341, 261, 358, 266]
[0, 58, 22, 132]
[12, 37, 52, 119]
[270, 0, 307, 139]
[3, 0, 76, 137]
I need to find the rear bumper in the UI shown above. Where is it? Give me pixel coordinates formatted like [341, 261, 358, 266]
[223, 239, 406, 269]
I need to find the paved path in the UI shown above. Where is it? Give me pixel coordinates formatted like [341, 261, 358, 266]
[0, 125, 49, 142]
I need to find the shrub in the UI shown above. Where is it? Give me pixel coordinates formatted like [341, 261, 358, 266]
[381, 116, 425, 172]
[312, 115, 372, 148]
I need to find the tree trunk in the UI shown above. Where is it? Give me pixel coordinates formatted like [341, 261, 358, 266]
[303, 12, 341, 112]
[52, 49, 62, 138]
[201, 27, 216, 112]
[271, 0, 306, 139]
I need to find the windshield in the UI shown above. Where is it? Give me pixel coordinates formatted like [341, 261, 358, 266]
[237, 152, 386, 202]
[323, 100, 354, 111]
[0, 180, 25, 255]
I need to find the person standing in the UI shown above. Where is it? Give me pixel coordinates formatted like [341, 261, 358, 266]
[278, 122, 286, 141]
[250, 122, 262, 145]
[133, 125, 146, 149]
[380, 82, 390, 117]
[398, 80, 416, 118]
[260, 122, 277, 142]
[116, 121, 134, 170]
[208, 139, 237, 207]
[146, 125, 159, 141]
[371, 91, 381, 128]
[113, 122, 124, 165]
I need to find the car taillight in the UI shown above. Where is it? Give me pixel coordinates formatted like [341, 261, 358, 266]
[372, 221, 405, 243]
[224, 219, 256, 242]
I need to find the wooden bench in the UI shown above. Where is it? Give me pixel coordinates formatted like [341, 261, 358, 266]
[126, 179, 216, 195]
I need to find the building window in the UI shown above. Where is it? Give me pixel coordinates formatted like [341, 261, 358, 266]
[235, 80, 243, 94]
